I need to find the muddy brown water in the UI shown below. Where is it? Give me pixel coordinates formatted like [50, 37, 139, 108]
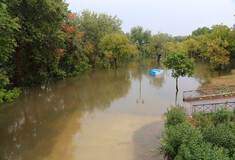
[0, 58, 231, 160]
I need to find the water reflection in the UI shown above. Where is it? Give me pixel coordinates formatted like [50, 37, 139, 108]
[0, 57, 233, 160]
[0, 68, 131, 160]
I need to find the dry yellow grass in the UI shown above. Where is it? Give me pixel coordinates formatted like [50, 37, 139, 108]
[201, 69, 235, 88]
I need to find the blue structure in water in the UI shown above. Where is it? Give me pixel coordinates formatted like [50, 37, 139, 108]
[149, 69, 163, 76]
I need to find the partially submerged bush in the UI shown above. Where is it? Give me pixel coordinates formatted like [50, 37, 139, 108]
[0, 87, 21, 103]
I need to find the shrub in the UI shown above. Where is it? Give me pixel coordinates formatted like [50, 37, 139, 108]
[176, 141, 230, 160]
[210, 108, 233, 126]
[0, 87, 21, 103]
[159, 123, 203, 159]
[203, 123, 235, 156]
[165, 106, 186, 127]
[192, 111, 211, 130]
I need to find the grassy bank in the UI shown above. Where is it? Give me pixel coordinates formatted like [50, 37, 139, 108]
[155, 107, 235, 159]
[201, 69, 235, 88]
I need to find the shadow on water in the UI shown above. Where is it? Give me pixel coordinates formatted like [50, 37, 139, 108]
[0, 68, 131, 160]
[133, 121, 165, 160]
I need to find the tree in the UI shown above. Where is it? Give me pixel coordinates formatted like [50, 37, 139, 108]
[76, 10, 122, 44]
[0, 2, 21, 103]
[163, 51, 195, 91]
[75, 10, 122, 64]
[129, 26, 151, 52]
[59, 13, 91, 76]
[147, 33, 173, 61]
[192, 27, 211, 36]
[182, 38, 200, 57]
[205, 37, 230, 70]
[5, 0, 69, 85]
[98, 33, 137, 68]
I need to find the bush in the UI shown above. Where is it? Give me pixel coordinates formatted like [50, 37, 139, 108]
[0, 87, 21, 103]
[203, 123, 235, 156]
[159, 123, 203, 159]
[210, 108, 233, 126]
[176, 141, 230, 160]
[192, 111, 211, 131]
[165, 106, 186, 127]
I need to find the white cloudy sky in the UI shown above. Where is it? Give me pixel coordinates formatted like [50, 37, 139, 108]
[65, 0, 235, 36]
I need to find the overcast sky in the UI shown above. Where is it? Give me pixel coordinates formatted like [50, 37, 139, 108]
[65, 0, 235, 36]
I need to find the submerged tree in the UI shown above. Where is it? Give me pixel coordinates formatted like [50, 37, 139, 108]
[99, 33, 137, 68]
[5, 0, 69, 85]
[205, 37, 230, 70]
[0, 2, 21, 103]
[163, 51, 195, 91]
[129, 26, 151, 53]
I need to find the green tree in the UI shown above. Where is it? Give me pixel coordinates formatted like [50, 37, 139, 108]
[5, 0, 68, 85]
[76, 10, 122, 44]
[163, 51, 195, 91]
[98, 33, 137, 68]
[0, 2, 21, 103]
[59, 13, 91, 76]
[129, 26, 151, 52]
[182, 38, 201, 57]
[192, 26, 211, 36]
[75, 10, 122, 64]
[205, 37, 230, 70]
[147, 33, 172, 60]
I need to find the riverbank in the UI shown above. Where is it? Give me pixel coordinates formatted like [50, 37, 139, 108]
[200, 69, 235, 88]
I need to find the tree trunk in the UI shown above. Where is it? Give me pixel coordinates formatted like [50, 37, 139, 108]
[114, 57, 117, 69]
[175, 90, 178, 106]
[176, 77, 178, 92]
[14, 47, 23, 85]
[157, 54, 161, 61]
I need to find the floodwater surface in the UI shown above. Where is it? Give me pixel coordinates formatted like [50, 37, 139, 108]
[0, 58, 231, 160]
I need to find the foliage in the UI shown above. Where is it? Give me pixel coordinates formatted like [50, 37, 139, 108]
[0, 2, 21, 103]
[163, 51, 195, 91]
[191, 112, 211, 130]
[210, 108, 234, 126]
[176, 141, 230, 160]
[75, 10, 123, 64]
[98, 33, 137, 68]
[159, 123, 203, 159]
[0, 88, 21, 103]
[76, 10, 122, 44]
[205, 37, 230, 70]
[165, 106, 186, 127]
[59, 13, 91, 76]
[192, 26, 212, 36]
[129, 26, 151, 53]
[203, 123, 235, 156]
[157, 107, 234, 159]
[182, 38, 201, 57]
[5, 0, 69, 85]
[163, 51, 195, 79]
[168, 24, 234, 70]
[147, 33, 173, 58]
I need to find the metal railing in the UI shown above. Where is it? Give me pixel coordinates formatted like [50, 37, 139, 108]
[183, 85, 235, 101]
[191, 101, 235, 114]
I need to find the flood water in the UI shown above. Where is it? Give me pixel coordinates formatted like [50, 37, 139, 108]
[0, 58, 231, 160]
